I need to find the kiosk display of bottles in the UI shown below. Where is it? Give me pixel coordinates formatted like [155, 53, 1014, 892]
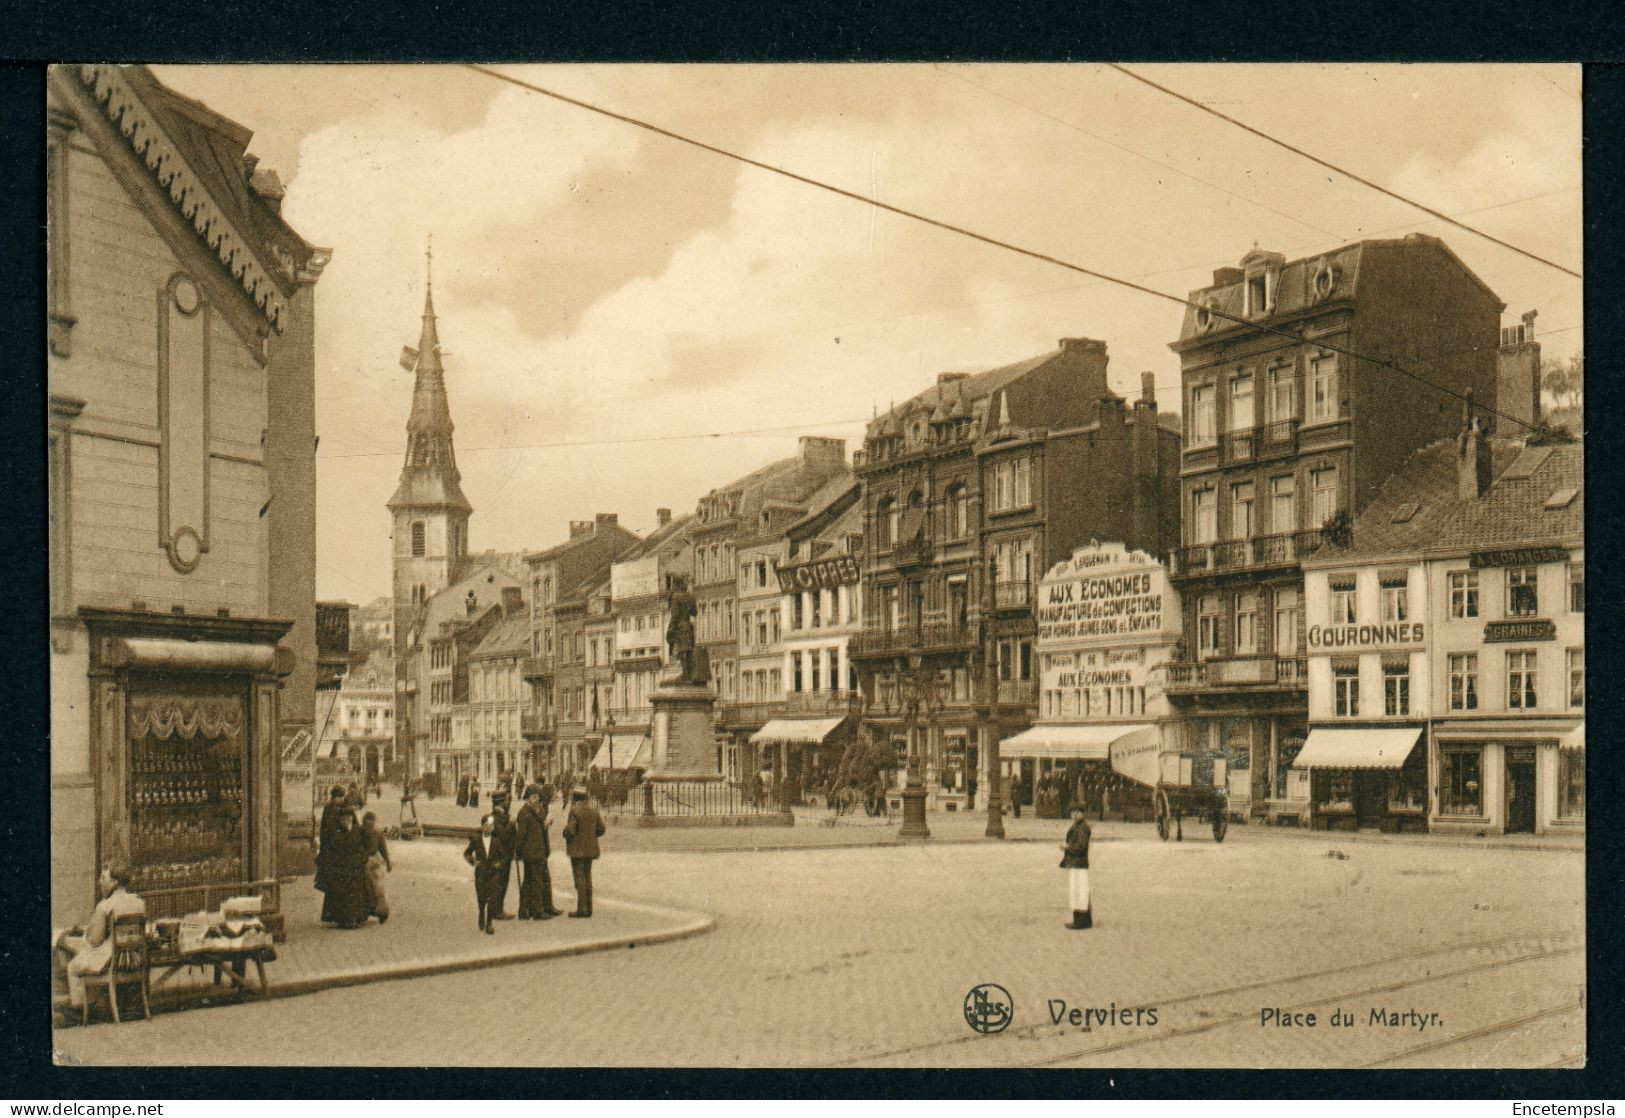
[128, 732, 248, 893]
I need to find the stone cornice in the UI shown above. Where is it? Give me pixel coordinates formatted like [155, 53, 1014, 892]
[76, 65, 290, 333]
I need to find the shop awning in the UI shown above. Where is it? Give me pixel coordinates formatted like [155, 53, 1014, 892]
[751, 717, 846, 745]
[1292, 727, 1423, 770]
[1000, 723, 1154, 763]
[1560, 722, 1585, 752]
[590, 734, 650, 771]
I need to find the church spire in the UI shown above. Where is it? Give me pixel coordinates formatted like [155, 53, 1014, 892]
[388, 247, 471, 514]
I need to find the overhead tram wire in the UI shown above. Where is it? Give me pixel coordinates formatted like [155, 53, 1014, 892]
[461, 63, 1544, 435]
[1106, 65, 1582, 281]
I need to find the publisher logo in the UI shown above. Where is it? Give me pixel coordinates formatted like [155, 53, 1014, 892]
[964, 983, 1014, 1034]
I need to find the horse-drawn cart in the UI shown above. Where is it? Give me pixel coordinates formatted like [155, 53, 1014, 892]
[1151, 752, 1229, 843]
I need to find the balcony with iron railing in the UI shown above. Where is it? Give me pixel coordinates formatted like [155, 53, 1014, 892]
[1162, 656, 1308, 693]
[521, 656, 551, 680]
[850, 618, 978, 659]
[996, 679, 1036, 706]
[994, 580, 1032, 610]
[1220, 426, 1256, 464]
[520, 712, 552, 739]
[1173, 529, 1327, 578]
[1259, 418, 1299, 457]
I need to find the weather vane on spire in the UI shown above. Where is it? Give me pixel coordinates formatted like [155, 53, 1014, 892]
[426, 234, 434, 290]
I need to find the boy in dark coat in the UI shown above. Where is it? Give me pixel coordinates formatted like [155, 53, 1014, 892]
[514, 784, 560, 919]
[1059, 804, 1093, 930]
[487, 800, 517, 919]
[562, 786, 605, 918]
[464, 814, 501, 933]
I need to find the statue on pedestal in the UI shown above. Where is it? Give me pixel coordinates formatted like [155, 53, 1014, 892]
[663, 581, 710, 686]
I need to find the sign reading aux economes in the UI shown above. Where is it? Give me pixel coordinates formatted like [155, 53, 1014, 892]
[1036, 541, 1180, 644]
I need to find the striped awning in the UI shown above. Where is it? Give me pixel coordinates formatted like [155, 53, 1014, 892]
[1000, 723, 1154, 763]
[590, 734, 650, 771]
[1560, 722, 1585, 752]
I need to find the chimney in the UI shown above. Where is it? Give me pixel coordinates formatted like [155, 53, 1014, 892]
[656, 508, 672, 528]
[595, 512, 619, 532]
[248, 165, 285, 215]
[1457, 391, 1492, 501]
[501, 587, 524, 617]
[1059, 337, 1107, 358]
[937, 372, 969, 386]
[569, 520, 592, 539]
[797, 435, 846, 472]
[1058, 337, 1111, 404]
[1212, 266, 1244, 287]
[1497, 309, 1542, 430]
[1139, 372, 1156, 406]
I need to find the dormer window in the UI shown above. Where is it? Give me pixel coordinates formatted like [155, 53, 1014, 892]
[1246, 274, 1268, 316]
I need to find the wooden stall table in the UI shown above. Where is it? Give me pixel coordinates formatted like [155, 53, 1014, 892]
[147, 918, 276, 999]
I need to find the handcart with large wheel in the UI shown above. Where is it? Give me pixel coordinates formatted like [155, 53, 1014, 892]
[1152, 751, 1229, 843]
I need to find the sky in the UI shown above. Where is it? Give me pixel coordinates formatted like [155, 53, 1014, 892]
[149, 63, 1583, 606]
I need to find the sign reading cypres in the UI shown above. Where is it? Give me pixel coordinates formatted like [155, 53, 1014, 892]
[776, 554, 862, 593]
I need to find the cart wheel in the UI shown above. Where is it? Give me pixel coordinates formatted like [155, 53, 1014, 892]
[1212, 807, 1229, 843]
[1154, 789, 1171, 841]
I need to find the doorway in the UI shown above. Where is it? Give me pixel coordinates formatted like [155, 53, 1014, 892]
[1506, 752, 1537, 833]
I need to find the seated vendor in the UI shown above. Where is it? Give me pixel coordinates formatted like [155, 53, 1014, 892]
[58, 864, 146, 1009]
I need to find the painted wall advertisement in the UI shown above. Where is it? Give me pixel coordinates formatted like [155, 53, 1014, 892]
[1036, 540, 1181, 644]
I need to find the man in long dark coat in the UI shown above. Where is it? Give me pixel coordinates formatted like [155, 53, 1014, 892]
[487, 799, 517, 920]
[562, 786, 605, 918]
[513, 784, 560, 919]
[463, 814, 500, 933]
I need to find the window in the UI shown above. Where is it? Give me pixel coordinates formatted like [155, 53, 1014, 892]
[1274, 588, 1300, 653]
[1568, 648, 1584, 709]
[876, 498, 896, 549]
[757, 612, 768, 647]
[1507, 650, 1538, 709]
[809, 651, 821, 692]
[1329, 581, 1356, 625]
[1190, 385, 1216, 446]
[1269, 366, 1296, 423]
[946, 485, 969, 538]
[1448, 571, 1479, 619]
[756, 560, 768, 588]
[1229, 372, 1255, 431]
[1230, 482, 1255, 540]
[1569, 563, 1584, 613]
[1442, 748, 1483, 815]
[1013, 457, 1032, 507]
[1308, 354, 1338, 422]
[1381, 582, 1409, 622]
[411, 521, 426, 558]
[1019, 640, 1033, 682]
[1506, 567, 1538, 618]
[1333, 665, 1360, 717]
[793, 594, 804, 630]
[1246, 274, 1268, 316]
[1197, 596, 1219, 659]
[811, 592, 823, 629]
[770, 609, 780, 642]
[1383, 663, 1410, 716]
[1270, 476, 1295, 534]
[1558, 750, 1585, 819]
[1448, 654, 1479, 711]
[1311, 467, 1339, 527]
[1234, 592, 1259, 655]
[1192, 489, 1217, 544]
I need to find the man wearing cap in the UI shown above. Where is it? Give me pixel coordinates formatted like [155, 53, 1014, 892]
[514, 784, 560, 920]
[1059, 803, 1093, 930]
[561, 785, 605, 918]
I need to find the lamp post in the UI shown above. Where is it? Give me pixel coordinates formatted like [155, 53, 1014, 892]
[983, 555, 1006, 839]
[898, 654, 932, 840]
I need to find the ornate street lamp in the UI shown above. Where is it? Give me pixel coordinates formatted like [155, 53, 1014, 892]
[983, 555, 1006, 839]
[898, 653, 932, 840]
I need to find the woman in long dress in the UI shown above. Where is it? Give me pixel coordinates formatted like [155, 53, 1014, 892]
[314, 785, 346, 923]
[1059, 804, 1093, 930]
[324, 809, 371, 930]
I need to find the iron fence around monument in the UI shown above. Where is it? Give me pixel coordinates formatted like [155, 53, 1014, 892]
[643, 779, 787, 817]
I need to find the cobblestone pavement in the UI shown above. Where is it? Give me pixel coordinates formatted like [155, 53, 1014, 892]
[53, 827, 1584, 1069]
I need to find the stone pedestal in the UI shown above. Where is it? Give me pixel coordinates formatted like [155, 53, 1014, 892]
[646, 682, 724, 782]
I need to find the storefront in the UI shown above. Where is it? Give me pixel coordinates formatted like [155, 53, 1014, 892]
[1020, 541, 1186, 823]
[1293, 726, 1428, 832]
[81, 608, 292, 920]
[751, 716, 851, 801]
[1429, 719, 1583, 836]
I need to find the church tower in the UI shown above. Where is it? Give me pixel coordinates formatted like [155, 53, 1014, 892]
[388, 252, 472, 649]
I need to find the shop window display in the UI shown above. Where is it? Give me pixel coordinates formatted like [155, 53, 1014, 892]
[127, 692, 248, 895]
[1442, 749, 1483, 815]
[1558, 750, 1585, 819]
